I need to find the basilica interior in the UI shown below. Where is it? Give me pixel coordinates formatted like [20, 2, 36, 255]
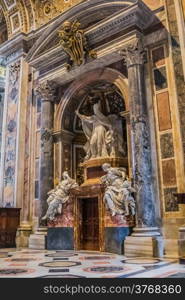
[0, 0, 185, 278]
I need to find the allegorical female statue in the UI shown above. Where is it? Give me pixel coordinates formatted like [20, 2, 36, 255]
[101, 163, 136, 217]
[42, 171, 78, 221]
[75, 102, 126, 160]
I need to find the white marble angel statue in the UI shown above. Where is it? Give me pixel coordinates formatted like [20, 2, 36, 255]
[75, 102, 126, 160]
[42, 171, 78, 221]
[101, 163, 136, 217]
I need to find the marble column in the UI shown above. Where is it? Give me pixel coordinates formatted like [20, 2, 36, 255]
[121, 38, 163, 257]
[29, 81, 56, 249]
[36, 81, 56, 225]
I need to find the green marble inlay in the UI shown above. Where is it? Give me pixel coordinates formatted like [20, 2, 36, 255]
[164, 187, 178, 212]
[160, 133, 174, 159]
[166, 0, 185, 153]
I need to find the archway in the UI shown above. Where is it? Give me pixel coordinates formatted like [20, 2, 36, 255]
[54, 68, 131, 183]
[53, 67, 133, 252]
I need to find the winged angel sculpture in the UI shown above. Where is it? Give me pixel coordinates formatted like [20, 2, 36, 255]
[58, 20, 97, 70]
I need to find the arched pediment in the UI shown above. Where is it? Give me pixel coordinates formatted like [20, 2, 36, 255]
[27, 0, 150, 65]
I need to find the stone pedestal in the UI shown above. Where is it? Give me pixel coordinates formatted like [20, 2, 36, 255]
[28, 227, 47, 250]
[81, 156, 128, 186]
[178, 226, 185, 259]
[16, 223, 32, 248]
[124, 227, 163, 257]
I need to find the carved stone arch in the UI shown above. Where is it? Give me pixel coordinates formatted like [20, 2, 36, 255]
[24, 0, 35, 31]
[0, 0, 35, 36]
[18, 0, 35, 32]
[26, 0, 136, 62]
[0, 1, 11, 37]
[54, 67, 129, 131]
[17, 0, 28, 32]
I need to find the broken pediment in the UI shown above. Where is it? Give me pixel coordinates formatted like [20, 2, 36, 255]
[26, 0, 155, 72]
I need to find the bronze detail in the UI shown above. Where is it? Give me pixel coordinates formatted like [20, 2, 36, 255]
[58, 20, 97, 70]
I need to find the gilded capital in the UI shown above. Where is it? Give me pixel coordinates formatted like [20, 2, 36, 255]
[120, 39, 145, 68]
[35, 80, 56, 102]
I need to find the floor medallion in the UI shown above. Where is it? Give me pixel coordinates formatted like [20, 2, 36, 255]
[83, 266, 126, 273]
[0, 268, 35, 276]
[39, 261, 81, 268]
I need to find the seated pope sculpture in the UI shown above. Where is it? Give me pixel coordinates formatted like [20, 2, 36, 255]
[42, 171, 78, 221]
[101, 163, 136, 217]
[75, 102, 126, 160]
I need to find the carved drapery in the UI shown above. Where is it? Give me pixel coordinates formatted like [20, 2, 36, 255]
[121, 38, 156, 228]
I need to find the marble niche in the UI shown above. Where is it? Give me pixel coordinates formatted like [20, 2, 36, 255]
[47, 82, 135, 254]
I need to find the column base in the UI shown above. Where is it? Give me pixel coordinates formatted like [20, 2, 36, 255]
[164, 239, 179, 258]
[124, 227, 163, 257]
[28, 227, 48, 250]
[178, 226, 185, 258]
[16, 223, 32, 248]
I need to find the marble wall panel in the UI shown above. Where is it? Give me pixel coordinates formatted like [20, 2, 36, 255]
[34, 181, 39, 199]
[62, 143, 72, 175]
[182, 0, 185, 20]
[162, 159, 177, 186]
[22, 75, 32, 216]
[154, 66, 168, 91]
[35, 131, 40, 158]
[54, 142, 60, 183]
[152, 47, 165, 68]
[104, 208, 135, 228]
[142, 0, 163, 10]
[48, 197, 74, 228]
[47, 227, 74, 250]
[3, 61, 20, 207]
[104, 227, 132, 255]
[75, 147, 85, 185]
[156, 92, 172, 131]
[160, 133, 174, 159]
[166, 0, 185, 155]
[164, 187, 178, 212]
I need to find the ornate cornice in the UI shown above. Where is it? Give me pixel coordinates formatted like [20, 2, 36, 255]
[120, 38, 145, 68]
[26, 0, 155, 69]
[35, 80, 56, 102]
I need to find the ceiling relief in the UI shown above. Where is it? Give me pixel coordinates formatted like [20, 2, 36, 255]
[0, 0, 35, 36]
[0, 0, 164, 39]
[0, 8, 8, 44]
[4, 0, 16, 10]
[34, 0, 84, 27]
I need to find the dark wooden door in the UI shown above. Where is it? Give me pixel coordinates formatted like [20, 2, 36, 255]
[0, 208, 21, 248]
[80, 198, 99, 251]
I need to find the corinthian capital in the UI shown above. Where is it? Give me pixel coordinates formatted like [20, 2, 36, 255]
[35, 80, 57, 102]
[120, 38, 145, 68]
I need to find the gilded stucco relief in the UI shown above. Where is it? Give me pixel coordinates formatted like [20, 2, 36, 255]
[33, 0, 84, 27]
[0, 0, 165, 37]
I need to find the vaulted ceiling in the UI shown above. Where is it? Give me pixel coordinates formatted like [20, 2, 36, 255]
[0, 0, 163, 39]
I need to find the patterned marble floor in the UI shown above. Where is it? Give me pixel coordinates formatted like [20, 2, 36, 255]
[0, 248, 184, 278]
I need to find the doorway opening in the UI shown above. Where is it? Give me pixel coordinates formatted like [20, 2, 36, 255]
[79, 197, 99, 251]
